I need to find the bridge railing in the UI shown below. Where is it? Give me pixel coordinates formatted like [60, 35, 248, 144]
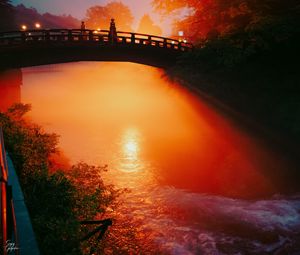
[1, 127, 19, 255]
[0, 29, 193, 51]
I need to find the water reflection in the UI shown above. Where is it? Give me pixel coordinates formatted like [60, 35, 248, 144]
[1, 62, 300, 254]
[0, 69, 22, 111]
[120, 128, 141, 173]
[14, 62, 285, 197]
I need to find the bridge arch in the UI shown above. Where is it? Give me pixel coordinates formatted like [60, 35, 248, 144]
[0, 28, 193, 69]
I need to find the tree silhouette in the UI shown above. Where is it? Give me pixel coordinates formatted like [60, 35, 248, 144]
[0, 0, 15, 31]
[85, 1, 133, 31]
[137, 14, 162, 36]
[153, 0, 300, 41]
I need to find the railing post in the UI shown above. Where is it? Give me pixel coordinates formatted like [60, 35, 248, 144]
[89, 31, 93, 41]
[109, 19, 118, 44]
[68, 30, 73, 41]
[178, 42, 182, 51]
[21, 32, 26, 43]
[131, 33, 135, 44]
[148, 35, 151, 45]
[1, 180, 7, 255]
[1, 127, 8, 255]
[163, 38, 167, 48]
[45, 30, 50, 41]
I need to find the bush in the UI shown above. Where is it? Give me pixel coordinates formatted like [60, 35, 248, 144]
[0, 103, 119, 255]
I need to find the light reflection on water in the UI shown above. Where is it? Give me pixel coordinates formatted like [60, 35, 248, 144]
[1, 62, 300, 254]
[120, 127, 141, 173]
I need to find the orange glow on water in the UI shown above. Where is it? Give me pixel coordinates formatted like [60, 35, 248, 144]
[120, 128, 141, 173]
[124, 136, 138, 158]
[10, 62, 290, 198]
[2, 62, 300, 254]
[0, 69, 22, 112]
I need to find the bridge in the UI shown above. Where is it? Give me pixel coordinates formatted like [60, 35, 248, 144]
[0, 23, 193, 69]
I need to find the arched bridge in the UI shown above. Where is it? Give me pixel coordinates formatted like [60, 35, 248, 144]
[0, 28, 193, 69]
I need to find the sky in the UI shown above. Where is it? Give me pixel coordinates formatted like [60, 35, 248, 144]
[11, 0, 173, 34]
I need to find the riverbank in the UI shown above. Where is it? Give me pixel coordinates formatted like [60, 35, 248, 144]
[167, 40, 300, 193]
[0, 104, 119, 255]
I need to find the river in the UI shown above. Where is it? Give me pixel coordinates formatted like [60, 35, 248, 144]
[1, 62, 300, 254]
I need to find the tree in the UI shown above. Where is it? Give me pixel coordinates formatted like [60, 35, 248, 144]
[13, 4, 80, 29]
[153, 0, 300, 42]
[137, 14, 162, 36]
[154, 0, 255, 41]
[85, 1, 133, 31]
[0, 0, 15, 31]
[0, 104, 120, 255]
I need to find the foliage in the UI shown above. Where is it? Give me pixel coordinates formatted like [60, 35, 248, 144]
[154, 0, 300, 157]
[153, 0, 300, 42]
[137, 14, 162, 36]
[13, 4, 80, 29]
[0, 103, 120, 255]
[0, 0, 15, 31]
[85, 1, 133, 31]
[67, 162, 121, 221]
[168, 31, 300, 149]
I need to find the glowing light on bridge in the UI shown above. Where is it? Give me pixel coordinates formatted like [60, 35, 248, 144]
[35, 23, 41, 29]
[21, 25, 27, 30]
[93, 28, 101, 34]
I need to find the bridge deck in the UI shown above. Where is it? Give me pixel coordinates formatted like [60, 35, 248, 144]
[0, 29, 193, 69]
[0, 29, 192, 50]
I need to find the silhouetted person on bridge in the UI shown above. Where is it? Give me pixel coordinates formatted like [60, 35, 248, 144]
[81, 21, 87, 40]
[109, 18, 118, 44]
[81, 21, 86, 31]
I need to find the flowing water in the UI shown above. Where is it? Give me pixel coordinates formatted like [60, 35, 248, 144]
[0, 62, 299, 254]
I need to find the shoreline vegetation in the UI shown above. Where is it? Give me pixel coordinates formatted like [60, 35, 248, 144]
[152, 0, 299, 155]
[160, 1, 300, 187]
[171, 39, 300, 150]
[0, 103, 121, 255]
[0, 103, 164, 254]
[165, 41, 300, 192]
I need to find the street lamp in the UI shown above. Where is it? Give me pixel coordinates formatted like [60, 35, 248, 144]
[35, 23, 41, 29]
[21, 25, 27, 30]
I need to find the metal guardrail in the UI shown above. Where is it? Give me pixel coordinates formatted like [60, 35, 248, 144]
[1, 127, 19, 255]
[0, 29, 193, 52]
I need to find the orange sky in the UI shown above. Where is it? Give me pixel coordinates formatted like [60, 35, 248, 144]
[11, 0, 174, 34]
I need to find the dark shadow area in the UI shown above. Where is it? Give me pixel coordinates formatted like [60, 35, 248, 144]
[0, 69, 22, 112]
